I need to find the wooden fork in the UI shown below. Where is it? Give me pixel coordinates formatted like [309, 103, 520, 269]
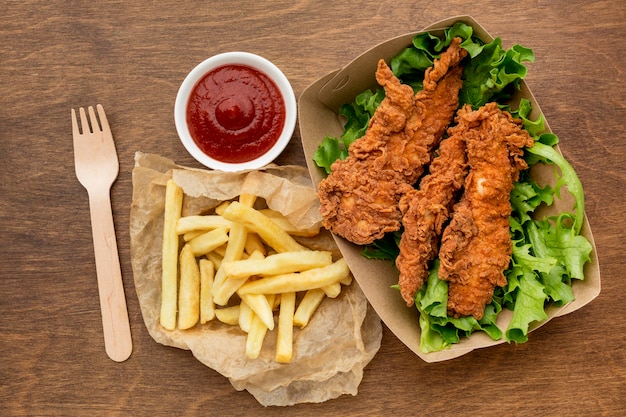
[72, 104, 132, 362]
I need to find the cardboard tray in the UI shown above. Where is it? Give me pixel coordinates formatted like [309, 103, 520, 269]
[298, 15, 601, 362]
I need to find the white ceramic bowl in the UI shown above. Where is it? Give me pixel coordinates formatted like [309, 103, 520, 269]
[174, 52, 296, 172]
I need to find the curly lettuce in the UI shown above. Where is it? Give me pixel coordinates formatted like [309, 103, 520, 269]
[313, 89, 384, 173]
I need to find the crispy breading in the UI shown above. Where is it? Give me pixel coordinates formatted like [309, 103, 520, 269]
[396, 128, 469, 306]
[438, 103, 533, 319]
[317, 38, 468, 245]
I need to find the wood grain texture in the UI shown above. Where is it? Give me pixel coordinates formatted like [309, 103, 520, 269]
[1, 0, 625, 415]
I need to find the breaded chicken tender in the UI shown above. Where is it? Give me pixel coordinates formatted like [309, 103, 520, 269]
[438, 103, 533, 319]
[396, 128, 469, 306]
[317, 38, 468, 245]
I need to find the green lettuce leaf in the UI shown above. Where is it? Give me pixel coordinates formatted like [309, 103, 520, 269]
[313, 89, 384, 173]
[505, 272, 549, 343]
[361, 230, 402, 261]
[525, 142, 586, 234]
[459, 40, 534, 108]
[510, 179, 554, 224]
[501, 110, 592, 343]
[415, 261, 502, 352]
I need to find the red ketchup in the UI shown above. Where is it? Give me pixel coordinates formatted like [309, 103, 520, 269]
[186, 64, 286, 164]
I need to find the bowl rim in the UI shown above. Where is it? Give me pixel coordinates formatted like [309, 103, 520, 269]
[174, 51, 296, 172]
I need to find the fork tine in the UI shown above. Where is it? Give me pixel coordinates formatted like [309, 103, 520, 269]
[88, 105, 100, 133]
[79, 107, 90, 135]
[71, 108, 80, 137]
[96, 104, 110, 133]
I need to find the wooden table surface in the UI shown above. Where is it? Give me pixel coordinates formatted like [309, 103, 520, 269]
[2, 1, 625, 415]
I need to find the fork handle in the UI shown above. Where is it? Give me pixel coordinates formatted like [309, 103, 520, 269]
[87, 190, 133, 362]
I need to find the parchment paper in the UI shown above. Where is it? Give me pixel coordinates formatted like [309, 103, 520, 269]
[129, 152, 382, 406]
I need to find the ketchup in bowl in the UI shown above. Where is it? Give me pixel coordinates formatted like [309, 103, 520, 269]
[186, 65, 286, 164]
[175, 52, 296, 172]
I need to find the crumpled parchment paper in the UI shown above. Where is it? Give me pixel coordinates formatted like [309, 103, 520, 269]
[129, 152, 382, 406]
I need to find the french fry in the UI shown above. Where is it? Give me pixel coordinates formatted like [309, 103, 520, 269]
[272, 293, 282, 310]
[321, 282, 342, 298]
[183, 230, 205, 242]
[160, 179, 183, 331]
[222, 250, 332, 279]
[244, 232, 266, 256]
[188, 227, 229, 257]
[214, 201, 230, 215]
[238, 193, 257, 207]
[238, 292, 275, 330]
[246, 294, 276, 359]
[212, 250, 265, 306]
[212, 243, 227, 258]
[246, 314, 268, 359]
[275, 291, 296, 363]
[259, 209, 321, 237]
[340, 274, 353, 286]
[176, 215, 231, 234]
[211, 222, 247, 299]
[215, 305, 240, 326]
[221, 201, 304, 253]
[237, 258, 350, 295]
[178, 244, 200, 330]
[199, 259, 215, 324]
[238, 299, 253, 333]
[205, 250, 223, 270]
[293, 288, 326, 328]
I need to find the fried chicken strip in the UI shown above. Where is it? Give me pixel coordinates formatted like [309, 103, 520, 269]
[317, 38, 468, 245]
[438, 103, 533, 319]
[396, 124, 469, 306]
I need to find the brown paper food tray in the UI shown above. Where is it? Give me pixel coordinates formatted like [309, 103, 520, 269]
[298, 15, 601, 362]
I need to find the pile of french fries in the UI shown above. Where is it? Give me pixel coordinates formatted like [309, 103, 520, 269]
[159, 179, 352, 363]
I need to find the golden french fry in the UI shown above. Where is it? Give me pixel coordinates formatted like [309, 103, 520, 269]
[245, 294, 275, 359]
[259, 209, 321, 237]
[183, 230, 205, 242]
[160, 179, 183, 331]
[211, 222, 248, 300]
[238, 258, 350, 295]
[238, 299, 253, 333]
[244, 232, 266, 256]
[222, 250, 333, 279]
[214, 201, 230, 215]
[221, 201, 305, 253]
[188, 227, 229, 257]
[293, 288, 326, 328]
[176, 215, 231, 235]
[272, 293, 282, 310]
[199, 259, 215, 324]
[238, 292, 275, 330]
[220, 223, 248, 264]
[238, 193, 257, 207]
[275, 292, 296, 363]
[205, 250, 223, 270]
[246, 313, 268, 359]
[321, 282, 342, 298]
[213, 243, 227, 258]
[215, 305, 240, 326]
[340, 274, 353, 286]
[178, 244, 200, 330]
[212, 250, 264, 306]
